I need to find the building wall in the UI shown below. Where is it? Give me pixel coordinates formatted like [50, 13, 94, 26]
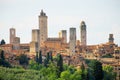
[45, 41, 62, 51]
[112, 65, 120, 80]
[13, 37, 20, 50]
[0, 44, 13, 53]
[69, 28, 76, 55]
[30, 41, 38, 55]
[39, 10, 48, 47]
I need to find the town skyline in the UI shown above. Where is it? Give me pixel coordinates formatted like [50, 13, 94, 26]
[0, 0, 120, 45]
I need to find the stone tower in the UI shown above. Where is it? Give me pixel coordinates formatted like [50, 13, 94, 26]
[109, 34, 114, 43]
[39, 10, 48, 47]
[32, 29, 40, 43]
[30, 29, 40, 55]
[32, 29, 40, 51]
[13, 37, 20, 50]
[80, 21, 87, 46]
[69, 28, 76, 55]
[59, 30, 67, 43]
[10, 28, 16, 44]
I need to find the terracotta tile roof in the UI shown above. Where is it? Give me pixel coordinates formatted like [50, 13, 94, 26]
[46, 38, 63, 42]
[20, 43, 29, 46]
[0, 44, 13, 47]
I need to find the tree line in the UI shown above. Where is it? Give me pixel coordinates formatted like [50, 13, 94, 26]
[0, 49, 117, 80]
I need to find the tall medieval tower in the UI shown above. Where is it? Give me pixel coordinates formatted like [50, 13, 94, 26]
[39, 10, 48, 47]
[69, 28, 76, 55]
[10, 28, 16, 44]
[80, 21, 87, 46]
[59, 30, 67, 43]
[109, 34, 114, 43]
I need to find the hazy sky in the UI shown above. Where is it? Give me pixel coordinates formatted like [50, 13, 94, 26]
[0, 0, 120, 45]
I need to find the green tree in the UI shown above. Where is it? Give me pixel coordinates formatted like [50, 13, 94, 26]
[0, 39, 5, 45]
[28, 60, 43, 70]
[92, 60, 103, 80]
[81, 63, 86, 80]
[38, 50, 42, 64]
[49, 51, 53, 61]
[0, 50, 5, 60]
[71, 70, 82, 80]
[0, 59, 11, 67]
[44, 58, 47, 67]
[86, 69, 90, 80]
[68, 65, 76, 74]
[18, 54, 28, 65]
[60, 70, 71, 80]
[47, 62, 58, 79]
[46, 52, 50, 64]
[40, 62, 58, 80]
[0, 50, 11, 67]
[35, 52, 39, 63]
[103, 65, 116, 80]
[57, 54, 63, 77]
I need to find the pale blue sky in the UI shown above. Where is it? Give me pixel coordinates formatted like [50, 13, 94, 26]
[0, 0, 120, 45]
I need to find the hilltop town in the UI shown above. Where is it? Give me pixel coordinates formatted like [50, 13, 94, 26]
[0, 10, 120, 80]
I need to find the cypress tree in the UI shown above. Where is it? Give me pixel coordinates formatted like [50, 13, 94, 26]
[35, 52, 39, 63]
[38, 50, 42, 64]
[44, 58, 47, 67]
[46, 52, 50, 64]
[0, 39, 5, 45]
[81, 62, 86, 80]
[57, 54, 63, 76]
[49, 51, 53, 61]
[1, 50, 5, 60]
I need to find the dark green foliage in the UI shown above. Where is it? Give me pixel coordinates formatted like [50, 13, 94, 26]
[35, 52, 39, 63]
[0, 50, 11, 67]
[0, 59, 11, 67]
[92, 60, 104, 80]
[68, 65, 76, 74]
[57, 54, 63, 76]
[28, 60, 43, 70]
[85, 59, 94, 67]
[38, 50, 42, 64]
[86, 69, 89, 80]
[81, 63, 86, 80]
[0, 50, 5, 60]
[49, 51, 53, 61]
[85, 59, 116, 80]
[44, 58, 47, 67]
[0, 39, 5, 45]
[46, 52, 50, 64]
[103, 65, 117, 80]
[35, 51, 43, 64]
[18, 54, 28, 65]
